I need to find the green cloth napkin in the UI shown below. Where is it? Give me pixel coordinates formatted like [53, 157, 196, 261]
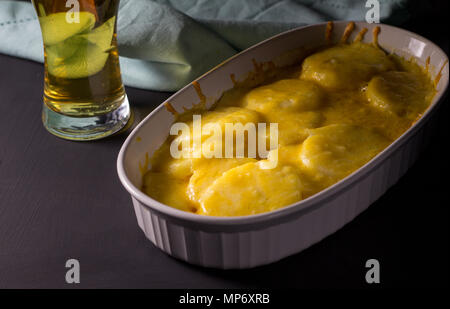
[0, 0, 410, 91]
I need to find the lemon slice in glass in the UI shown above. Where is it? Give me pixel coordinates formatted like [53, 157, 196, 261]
[39, 12, 96, 46]
[45, 16, 116, 79]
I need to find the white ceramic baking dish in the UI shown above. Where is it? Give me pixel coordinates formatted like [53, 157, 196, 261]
[117, 21, 449, 269]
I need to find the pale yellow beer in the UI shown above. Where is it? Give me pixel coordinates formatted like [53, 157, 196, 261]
[32, 0, 130, 140]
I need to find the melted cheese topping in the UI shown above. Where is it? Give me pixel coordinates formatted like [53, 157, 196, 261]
[143, 41, 435, 217]
[300, 124, 389, 186]
[199, 162, 303, 216]
[300, 42, 396, 89]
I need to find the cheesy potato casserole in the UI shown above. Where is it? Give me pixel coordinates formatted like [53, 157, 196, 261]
[142, 30, 436, 217]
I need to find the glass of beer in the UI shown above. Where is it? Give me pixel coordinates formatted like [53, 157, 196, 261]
[32, 0, 130, 141]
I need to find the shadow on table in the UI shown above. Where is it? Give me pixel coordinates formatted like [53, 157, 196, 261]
[95, 86, 173, 143]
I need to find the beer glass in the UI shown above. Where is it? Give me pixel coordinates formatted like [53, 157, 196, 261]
[32, 0, 130, 140]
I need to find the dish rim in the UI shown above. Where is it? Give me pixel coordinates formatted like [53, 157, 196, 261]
[117, 21, 449, 227]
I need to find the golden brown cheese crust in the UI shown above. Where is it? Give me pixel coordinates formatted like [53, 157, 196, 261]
[300, 42, 396, 90]
[142, 40, 435, 217]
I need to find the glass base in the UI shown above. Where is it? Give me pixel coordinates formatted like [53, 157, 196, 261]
[42, 95, 131, 141]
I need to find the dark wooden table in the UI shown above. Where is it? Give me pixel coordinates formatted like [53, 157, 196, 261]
[0, 7, 448, 289]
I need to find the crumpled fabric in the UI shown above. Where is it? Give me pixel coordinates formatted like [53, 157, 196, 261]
[0, 0, 410, 91]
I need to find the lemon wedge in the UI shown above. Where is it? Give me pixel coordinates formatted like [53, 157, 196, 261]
[44, 15, 116, 79]
[39, 12, 96, 46]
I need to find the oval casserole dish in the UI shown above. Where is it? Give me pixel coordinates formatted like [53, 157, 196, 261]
[117, 21, 449, 269]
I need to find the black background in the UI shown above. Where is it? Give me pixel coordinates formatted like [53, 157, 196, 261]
[0, 0, 448, 288]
